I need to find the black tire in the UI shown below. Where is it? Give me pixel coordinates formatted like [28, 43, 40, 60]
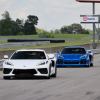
[85, 64, 90, 67]
[46, 66, 51, 79]
[52, 67, 57, 78]
[86, 61, 91, 67]
[87, 65, 90, 67]
[90, 63, 93, 67]
[3, 76, 11, 80]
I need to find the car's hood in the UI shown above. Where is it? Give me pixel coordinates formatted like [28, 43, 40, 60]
[5, 60, 47, 69]
[61, 54, 85, 60]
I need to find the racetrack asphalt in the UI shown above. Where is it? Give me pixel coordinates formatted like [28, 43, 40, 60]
[0, 54, 100, 100]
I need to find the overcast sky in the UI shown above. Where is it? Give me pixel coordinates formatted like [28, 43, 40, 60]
[0, 0, 100, 30]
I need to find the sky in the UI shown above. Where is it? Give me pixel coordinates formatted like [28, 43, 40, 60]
[0, 0, 100, 31]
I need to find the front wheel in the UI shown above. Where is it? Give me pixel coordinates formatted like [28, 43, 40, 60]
[90, 63, 93, 67]
[46, 66, 51, 79]
[86, 60, 91, 67]
[52, 67, 57, 78]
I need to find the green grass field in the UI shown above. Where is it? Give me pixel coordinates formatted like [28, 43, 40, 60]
[0, 35, 38, 40]
[0, 34, 92, 51]
[0, 34, 90, 41]
[54, 34, 89, 39]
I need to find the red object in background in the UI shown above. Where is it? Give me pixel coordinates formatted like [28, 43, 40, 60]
[76, 0, 100, 3]
[83, 16, 88, 21]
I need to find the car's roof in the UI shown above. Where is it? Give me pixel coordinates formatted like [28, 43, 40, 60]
[64, 46, 85, 49]
[16, 49, 45, 52]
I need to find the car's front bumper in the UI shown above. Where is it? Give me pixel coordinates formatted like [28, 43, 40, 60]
[56, 59, 90, 67]
[56, 64, 89, 67]
[3, 67, 49, 77]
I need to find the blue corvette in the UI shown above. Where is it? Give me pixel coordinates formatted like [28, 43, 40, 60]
[56, 46, 93, 67]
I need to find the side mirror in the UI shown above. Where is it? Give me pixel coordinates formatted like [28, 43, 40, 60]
[57, 51, 60, 54]
[87, 50, 94, 56]
[87, 50, 91, 53]
[56, 51, 61, 58]
[4, 55, 8, 59]
[48, 54, 55, 59]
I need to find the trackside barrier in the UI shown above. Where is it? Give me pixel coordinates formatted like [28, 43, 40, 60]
[92, 49, 100, 54]
[0, 60, 3, 69]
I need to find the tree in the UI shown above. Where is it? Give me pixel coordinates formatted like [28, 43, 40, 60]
[16, 18, 24, 34]
[71, 23, 83, 34]
[0, 11, 39, 36]
[2, 11, 11, 20]
[0, 11, 19, 35]
[27, 15, 38, 25]
[54, 29, 60, 34]
[0, 19, 20, 35]
[60, 23, 89, 34]
[24, 15, 38, 35]
[60, 25, 73, 34]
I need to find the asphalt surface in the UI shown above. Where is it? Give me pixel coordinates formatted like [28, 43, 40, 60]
[0, 41, 49, 48]
[0, 54, 100, 100]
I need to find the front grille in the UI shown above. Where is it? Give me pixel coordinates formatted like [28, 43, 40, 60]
[64, 61, 79, 64]
[13, 69, 37, 75]
[3, 68, 12, 74]
[38, 68, 48, 74]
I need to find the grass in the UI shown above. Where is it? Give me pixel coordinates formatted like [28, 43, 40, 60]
[0, 33, 90, 42]
[0, 35, 39, 44]
[0, 40, 7, 44]
[0, 40, 91, 51]
[54, 34, 90, 39]
[0, 34, 90, 39]
[0, 33, 92, 51]
[0, 35, 38, 39]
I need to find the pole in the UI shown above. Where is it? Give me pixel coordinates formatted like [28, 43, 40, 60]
[97, 23, 99, 43]
[92, 2, 96, 49]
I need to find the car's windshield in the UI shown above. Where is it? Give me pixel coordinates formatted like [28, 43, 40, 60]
[11, 51, 46, 59]
[61, 48, 86, 54]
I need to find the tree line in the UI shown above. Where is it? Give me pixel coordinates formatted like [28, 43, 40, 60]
[0, 11, 89, 36]
[0, 11, 38, 36]
[52, 23, 89, 34]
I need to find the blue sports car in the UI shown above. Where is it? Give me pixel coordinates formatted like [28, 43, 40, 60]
[56, 46, 93, 67]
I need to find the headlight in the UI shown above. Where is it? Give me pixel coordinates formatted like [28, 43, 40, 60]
[5, 62, 14, 66]
[80, 55, 87, 59]
[58, 55, 63, 59]
[46, 61, 48, 64]
[38, 62, 45, 65]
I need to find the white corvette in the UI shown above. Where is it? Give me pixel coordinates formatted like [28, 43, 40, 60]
[3, 49, 57, 79]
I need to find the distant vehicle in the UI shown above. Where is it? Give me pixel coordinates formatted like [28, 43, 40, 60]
[3, 49, 57, 79]
[56, 46, 93, 67]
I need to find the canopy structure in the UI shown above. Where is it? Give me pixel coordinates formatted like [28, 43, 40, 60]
[76, 0, 100, 3]
[76, 0, 100, 49]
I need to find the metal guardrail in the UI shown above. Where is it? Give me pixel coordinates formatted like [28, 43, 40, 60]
[0, 60, 3, 69]
[91, 49, 100, 54]
[0, 59, 5, 69]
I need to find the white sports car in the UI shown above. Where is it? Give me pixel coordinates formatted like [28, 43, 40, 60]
[3, 49, 57, 79]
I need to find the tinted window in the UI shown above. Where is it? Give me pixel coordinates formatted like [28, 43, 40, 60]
[11, 51, 46, 59]
[61, 48, 86, 54]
